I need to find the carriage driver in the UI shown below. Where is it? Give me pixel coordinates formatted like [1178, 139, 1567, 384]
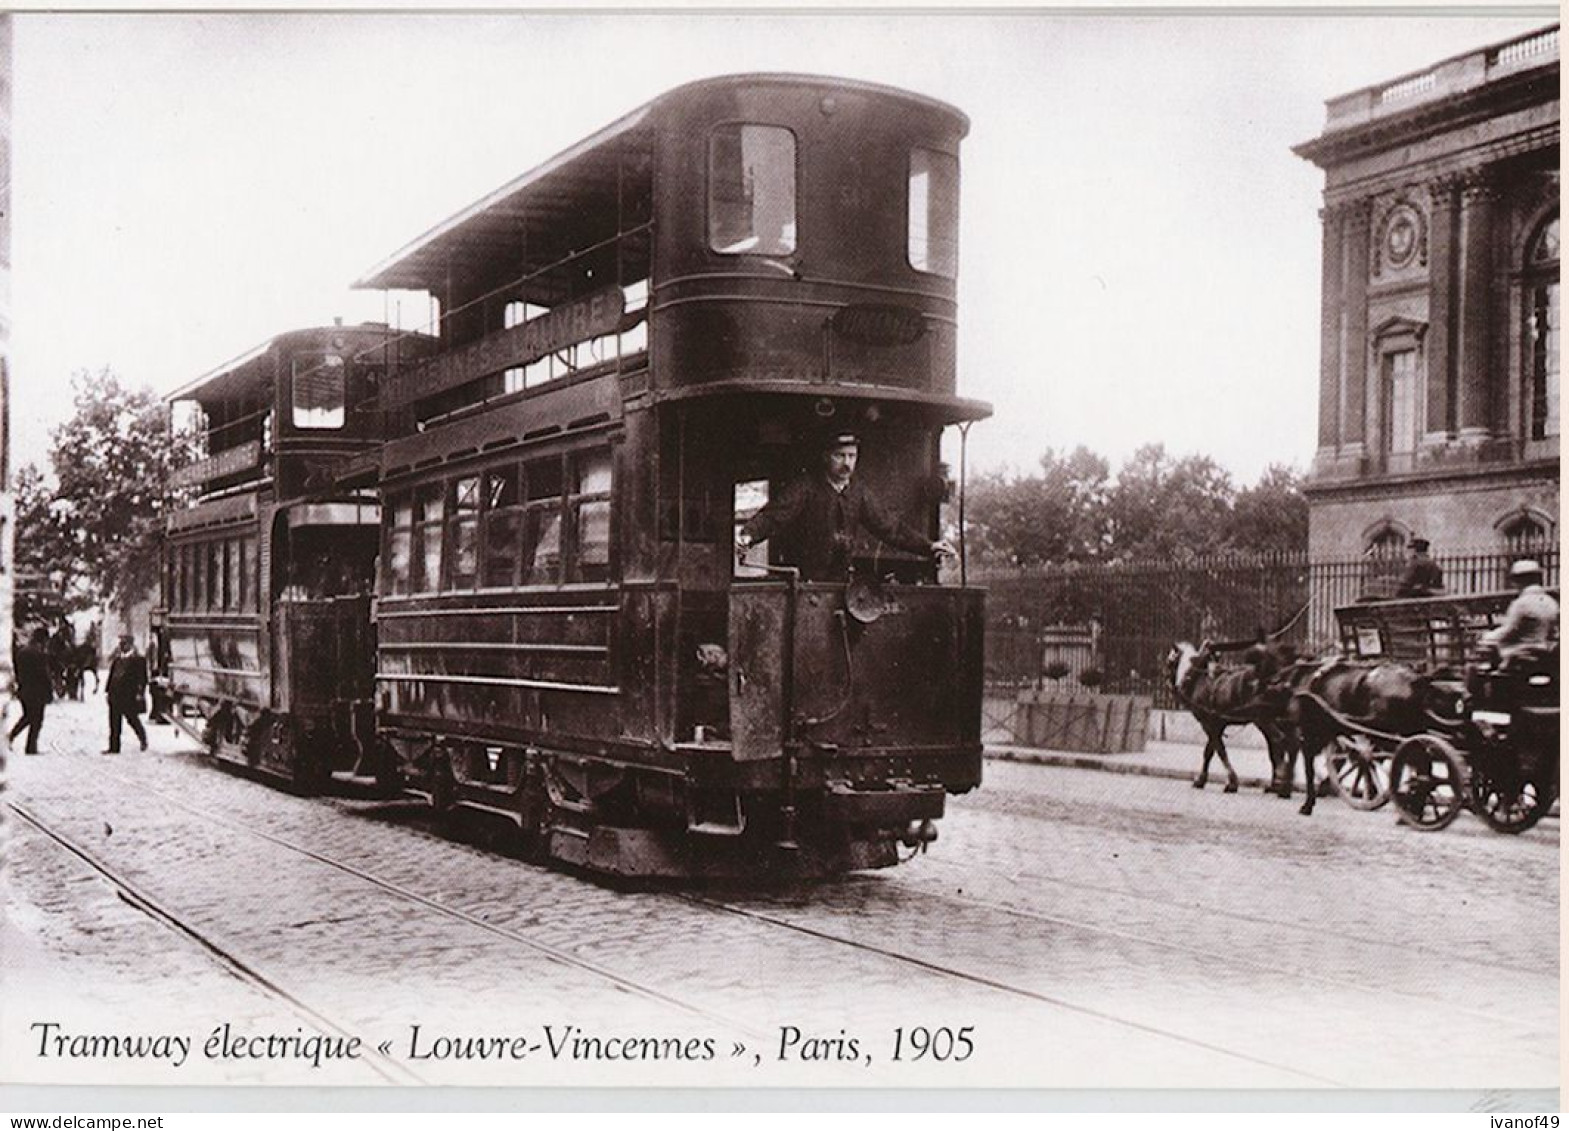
[1479, 559, 1559, 665]
[735, 431, 954, 583]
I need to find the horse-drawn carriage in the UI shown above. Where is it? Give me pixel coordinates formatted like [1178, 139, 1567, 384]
[1169, 587, 1557, 834]
[1325, 592, 1558, 832]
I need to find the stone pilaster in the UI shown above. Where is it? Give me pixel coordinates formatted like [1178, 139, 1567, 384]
[1340, 199, 1373, 456]
[1455, 171, 1500, 441]
[1423, 174, 1459, 441]
[1316, 203, 1345, 454]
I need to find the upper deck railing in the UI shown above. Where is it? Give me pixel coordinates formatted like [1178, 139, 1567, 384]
[1320, 24, 1558, 132]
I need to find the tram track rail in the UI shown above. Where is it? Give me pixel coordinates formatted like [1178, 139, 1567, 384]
[672, 887, 1345, 1087]
[6, 798, 424, 1086]
[13, 741, 1552, 1089]
[918, 853, 1554, 980]
[13, 761, 1336, 1085]
[24, 777, 773, 1047]
[867, 865, 1539, 1031]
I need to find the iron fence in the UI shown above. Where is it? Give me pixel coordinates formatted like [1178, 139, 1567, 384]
[976, 547, 1558, 709]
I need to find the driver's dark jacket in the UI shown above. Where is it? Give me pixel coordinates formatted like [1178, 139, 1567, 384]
[741, 475, 930, 582]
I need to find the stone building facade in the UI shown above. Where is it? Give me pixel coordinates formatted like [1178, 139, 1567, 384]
[1294, 25, 1559, 561]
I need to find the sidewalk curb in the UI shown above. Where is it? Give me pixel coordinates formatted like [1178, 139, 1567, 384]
[985, 746, 1275, 792]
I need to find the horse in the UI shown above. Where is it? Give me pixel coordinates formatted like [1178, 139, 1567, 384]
[70, 641, 100, 697]
[1287, 658, 1430, 816]
[1165, 641, 1297, 795]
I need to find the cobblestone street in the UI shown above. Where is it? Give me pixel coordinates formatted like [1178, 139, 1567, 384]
[2, 693, 1558, 1092]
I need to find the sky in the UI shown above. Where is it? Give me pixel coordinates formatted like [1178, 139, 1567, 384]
[9, 9, 1555, 486]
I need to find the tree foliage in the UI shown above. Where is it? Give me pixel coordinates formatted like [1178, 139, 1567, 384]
[964, 443, 1308, 567]
[14, 369, 194, 614]
[965, 446, 1110, 566]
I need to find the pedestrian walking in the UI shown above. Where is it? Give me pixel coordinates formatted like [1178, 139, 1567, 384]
[105, 633, 149, 754]
[9, 626, 53, 754]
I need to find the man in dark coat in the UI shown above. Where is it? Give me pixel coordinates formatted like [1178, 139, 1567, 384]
[735, 431, 953, 582]
[1397, 537, 1445, 597]
[10, 626, 53, 754]
[105, 633, 149, 754]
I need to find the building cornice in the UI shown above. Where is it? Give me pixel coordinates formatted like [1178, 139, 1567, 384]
[1305, 456, 1560, 500]
[1295, 62, 1557, 171]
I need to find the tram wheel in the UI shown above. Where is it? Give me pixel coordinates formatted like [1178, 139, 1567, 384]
[1325, 733, 1393, 811]
[1390, 735, 1467, 832]
[1470, 759, 1554, 835]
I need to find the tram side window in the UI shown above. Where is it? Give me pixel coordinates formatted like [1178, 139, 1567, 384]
[482, 465, 524, 589]
[569, 450, 613, 583]
[445, 476, 480, 591]
[413, 485, 443, 594]
[709, 125, 797, 256]
[177, 546, 189, 611]
[191, 543, 205, 612]
[909, 148, 959, 278]
[734, 479, 771, 577]
[521, 456, 565, 585]
[292, 354, 346, 430]
[207, 542, 222, 612]
[239, 537, 253, 612]
[385, 493, 414, 596]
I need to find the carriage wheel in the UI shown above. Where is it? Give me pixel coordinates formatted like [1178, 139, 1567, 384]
[1325, 734, 1393, 810]
[1390, 735, 1467, 831]
[1470, 758, 1555, 835]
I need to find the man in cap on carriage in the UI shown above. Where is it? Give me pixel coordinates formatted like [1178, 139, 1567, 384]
[735, 430, 953, 582]
[1479, 559, 1558, 666]
[1397, 537, 1445, 597]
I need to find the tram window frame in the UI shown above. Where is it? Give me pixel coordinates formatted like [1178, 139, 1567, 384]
[568, 449, 614, 584]
[192, 543, 206, 612]
[733, 479, 772, 577]
[481, 464, 524, 589]
[521, 455, 566, 586]
[208, 542, 222, 612]
[238, 537, 253, 612]
[444, 475, 481, 591]
[291, 353, 347, 430]
[908, 148, 959, 278]
[385, 492, 415, 597]
[708, 123, 798, 258]
[412, 484, 444, 594]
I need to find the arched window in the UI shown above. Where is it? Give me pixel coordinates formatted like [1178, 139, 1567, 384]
[1361, 523, 1408, 600]
[1366, 524, 1407, 557]
[1499, 511, 1551, 556]
[1525, 213, 1559, 440]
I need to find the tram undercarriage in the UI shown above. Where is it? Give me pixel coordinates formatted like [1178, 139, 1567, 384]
[381, 731, 976, 878]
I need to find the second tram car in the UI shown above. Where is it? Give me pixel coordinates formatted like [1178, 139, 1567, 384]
[352, 75, 989, 876]
[162, 324, 435, 787]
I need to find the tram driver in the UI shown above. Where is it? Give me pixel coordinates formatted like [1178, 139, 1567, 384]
[734, 430, 954, 582]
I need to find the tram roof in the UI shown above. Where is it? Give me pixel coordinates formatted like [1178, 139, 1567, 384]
[354, 74, 968, 294]
[167, 323, 421, 406]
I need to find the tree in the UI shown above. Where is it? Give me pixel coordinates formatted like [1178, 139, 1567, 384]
[15, 369, 194, 615]
[965, 446, 1110, 566]
[1105, 443, 1235, 560]
[1227, 463, 1309, 556]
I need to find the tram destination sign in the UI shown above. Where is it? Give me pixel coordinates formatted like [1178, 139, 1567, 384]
[169, 439, 262, 489]
[830, 304, 928, 347]
[392, 285, 627, 406]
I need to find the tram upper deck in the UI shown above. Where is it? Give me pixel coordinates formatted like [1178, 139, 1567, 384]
[168, 324, 436, 506]
[356, 74, 986, 427]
